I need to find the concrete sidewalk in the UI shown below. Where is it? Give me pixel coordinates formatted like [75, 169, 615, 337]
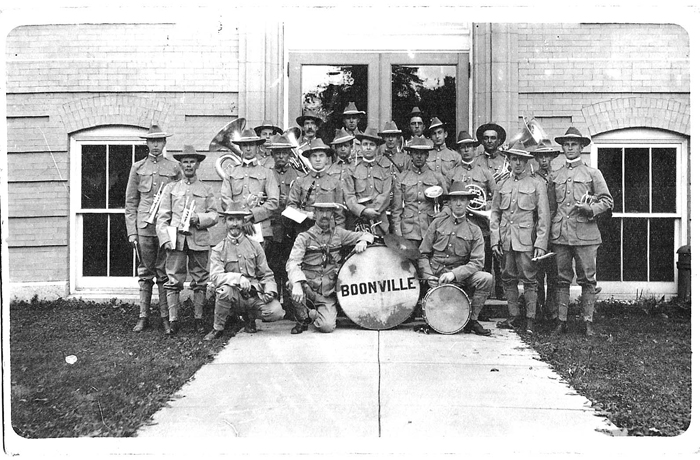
[136, 317, 618, 441]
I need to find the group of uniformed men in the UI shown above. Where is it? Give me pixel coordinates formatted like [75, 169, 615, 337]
[124, 102, 613, 340]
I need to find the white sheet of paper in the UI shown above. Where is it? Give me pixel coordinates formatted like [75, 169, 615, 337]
[252, 223, 264, 243]
[166, 226, 177, 245]
[281, 207, 308, 224]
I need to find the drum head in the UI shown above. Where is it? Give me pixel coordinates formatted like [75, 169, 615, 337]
[423, 285, 471, 334]
[336, 246, 419, 330]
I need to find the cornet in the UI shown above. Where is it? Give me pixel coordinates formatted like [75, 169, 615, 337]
[178, 197, 196, 235]
[145, 182, 165, 225]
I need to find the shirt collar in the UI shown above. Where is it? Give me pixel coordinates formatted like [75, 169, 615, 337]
[452, 213, 466, 224]
[148, 153, 163, 162]
[226, 233, 245, 244]
[566, 158, 583, 168]
[184, 176, 199, 185]
[242, 157, 258, 166]
[310, 167, 327, 178]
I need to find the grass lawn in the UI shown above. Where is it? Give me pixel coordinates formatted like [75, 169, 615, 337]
[517, 297, 692, 437]
[9, 295, 692, 438]
[9, 296, 230, 438]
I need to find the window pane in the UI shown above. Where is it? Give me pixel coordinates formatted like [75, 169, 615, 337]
[301, 65, 368, 145]
[81, 145, 106, 209]
[622, 218, 648, 281]
[392, 65, 457, 149]
[651, 147, 676, 213]
[598, 147, 622, 212]
[83, 214, 107, 276]
[108, 145, 133, 209]
[598, 217, 621, 281]
[649, 218, 675, 282]
[109, 214, 134, 277]
[624, 147, 649, 213]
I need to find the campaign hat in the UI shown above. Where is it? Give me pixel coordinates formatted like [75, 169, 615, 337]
[173, 144, 207, 162]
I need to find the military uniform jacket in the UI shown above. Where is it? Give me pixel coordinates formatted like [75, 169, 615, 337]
[378, 145, 410, 176]
[445, 161, 497, 205]
[391, 164, 447, 240]
[287, 225, 374, 297]
[210, 234, 277, 296]
[476, 148, 509, 186]
[343, 159, 394, 218]
[271, 164, 303, 242]
[427, 145, 461, 177]
[125, 154, 182, 238]
[490, 171, 550, 252]
[549, 159, 613, 246]
[156, 177, 218, 251]
[287, 168, 345, 228]
[535, 166, 558, 220]
[327, 158, 353, 184]
[418, 213, 486, 283]
[220, 160, 280, 238]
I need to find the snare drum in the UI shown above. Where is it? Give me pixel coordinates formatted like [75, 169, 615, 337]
[422, 284, 471, 334]
[336, 245, 419, 330]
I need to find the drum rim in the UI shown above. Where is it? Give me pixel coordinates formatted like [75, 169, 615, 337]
[422, 284, 471, 334]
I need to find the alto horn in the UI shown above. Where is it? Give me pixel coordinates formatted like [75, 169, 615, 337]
[210, 117, 246, 179]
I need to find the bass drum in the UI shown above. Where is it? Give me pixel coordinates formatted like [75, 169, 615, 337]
[422, 284, 471, 334]
[336, 245, 419, 330]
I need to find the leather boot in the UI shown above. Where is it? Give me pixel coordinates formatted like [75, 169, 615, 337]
[168, 320, 178, 335]
[138, 283, 153, 318]
[194, 319, 205, 333]
[203, 329, 223, 341]
[133, 317, 149, 332]
[525, 318, 535, 334]
[470, 320, 492, 336]
[157, 283, 169, 319]
[162, 318, 171, 335]
[243, 313, 257, 333]
[585, 321, 595, 336]
[166, 290, 180, 333]
[193, 290, 206, 321]
[497, 316, 518, 329]
[552, 319, 567, 335]
[291, 317, 312, 335]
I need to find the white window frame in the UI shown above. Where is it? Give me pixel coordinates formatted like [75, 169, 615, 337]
[591, 128, 688, 298]
[69, 126, 149, 293]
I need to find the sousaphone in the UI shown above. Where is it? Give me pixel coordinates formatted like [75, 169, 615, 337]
[209, 117, 246, 179]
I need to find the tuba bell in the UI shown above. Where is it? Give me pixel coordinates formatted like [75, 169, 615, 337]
[504, 116, 548, 151]
[210, 117, 246, 179]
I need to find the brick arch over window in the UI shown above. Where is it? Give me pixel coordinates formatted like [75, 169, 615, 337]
[58, 95, 172, 133]
[582, 97, 690, 137]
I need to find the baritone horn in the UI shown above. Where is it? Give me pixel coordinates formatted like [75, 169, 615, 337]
[210, 118, 246, 179]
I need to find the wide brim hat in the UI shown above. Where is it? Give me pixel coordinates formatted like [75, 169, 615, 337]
[456, 130, 479, 145]
[428, 117, 446, 133]
[355, 128, 385, 145]
[330, 128, 355, 146]
[476, 122, 507, 146]
[447, 181, 480, 197]
[253, 120, 283, 136]
[342, 102, 366, 116]
[173, 145, 207, 162]
[296, 110, 324, 127]
[505, 140, 533, 158]
[302, 138, 333, 157]
[554, 127, 591, 147]
[312, 194, 341, 210]
[268, 133, 294, 150]
[532, 139, 560, 157]
[409, 106, 424, 120]
[230, 128, 266, 145]
[139, 124, 173, 139]
[219, 202, 253, 217]
[379, 121, 402, 136]
[404, 136, 433, 151]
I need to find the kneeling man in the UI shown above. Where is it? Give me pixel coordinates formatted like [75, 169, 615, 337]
[287, 196, 374, 334]
[417, 182, 493, 336]
[204, 204, 284, 340]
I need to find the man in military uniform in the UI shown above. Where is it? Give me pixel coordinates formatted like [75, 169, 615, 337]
[391, 137, 447, 248]
[296, 109, 323, 154]
[156, 145, 219, 334]
[328, 128, 356, 180]
[203, 205, 285, 340]
[416, 182, 493, 336]
[531, 139, 560, 322]
[490, 141, 550, 334]
[286, 138, 346, 233]
[426, 117, 461, 178]
[220, 128, 280, 249]
[286, 196, 374, 334]
[267, 134, 303, 318]
[550, 127, 613, 336]
[125, 125, 182, 333]
[405, 106, 430, 148]
[341, 102, 365, 160]
[343, 128, 394, 234]
[378, 121, 409, 176]
[254, 120, 283, 169]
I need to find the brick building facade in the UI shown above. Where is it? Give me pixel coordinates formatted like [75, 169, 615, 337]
[2, 17, 691, 300]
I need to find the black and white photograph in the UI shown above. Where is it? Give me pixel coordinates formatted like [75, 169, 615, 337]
[1, 1, 697, 458]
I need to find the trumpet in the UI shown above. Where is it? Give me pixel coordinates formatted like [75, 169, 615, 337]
[178, 197, 196, 235]
[145, 182, 165, 225]
[283, 127, 311, 174]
